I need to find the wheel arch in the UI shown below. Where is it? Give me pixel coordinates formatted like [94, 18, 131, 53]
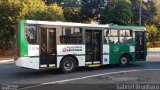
[120, 52, 132, 61]
[60, 54, 79, 66]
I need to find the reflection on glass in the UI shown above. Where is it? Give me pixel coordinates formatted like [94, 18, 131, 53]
[59, 27, 82, 44]
[25, 25, 37, 44]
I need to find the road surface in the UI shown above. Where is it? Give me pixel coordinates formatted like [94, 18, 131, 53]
[0, 51, 159, 90]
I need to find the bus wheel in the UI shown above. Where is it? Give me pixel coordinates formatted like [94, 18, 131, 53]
[60, 57, 76, 73]
[119, 54, 130, 66]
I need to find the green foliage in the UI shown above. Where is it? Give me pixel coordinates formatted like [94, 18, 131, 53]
[0, 0, 21, 25]
[48, 3, 63, 16]
[63, 7, 81, 22]
[0, 0, 22, 45]
[0, 0, 64, 47]
[19, 0, 47, 19]
[142, 0, 160, 25]
[103, 0, 132, 25]
[81, 0, 106, 23]
[146, 25, 160, 48]
[48, 3, 65, 21]
[46, 0, 80, 7]
[131, 0, 160, 26]
[29, 3, 65, 21]
[0, 28, 14, 45]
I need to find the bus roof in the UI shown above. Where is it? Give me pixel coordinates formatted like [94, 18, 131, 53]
[23, 20, 109, 28]
[109, 25, 146, 31]
[21, 20, 146, 31]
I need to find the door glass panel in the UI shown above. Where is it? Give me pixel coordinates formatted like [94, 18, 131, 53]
[40, 28, 56, 66]
[135, 31, 145, 60]
[41, 29, 47, 55]
[85, 31, 92, 62]
[94, 32, 101, 62]
[85, 30, 101, 63]
[48, 30, 56, 54]
[40, 28, 47, 65]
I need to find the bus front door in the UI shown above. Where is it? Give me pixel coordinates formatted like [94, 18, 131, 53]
[135, 31, 145, 60]
[40, 28, 56, 68]
[85, 30, 102, 64]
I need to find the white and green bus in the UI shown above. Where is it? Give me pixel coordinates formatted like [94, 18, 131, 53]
[14, 20, 147, 73]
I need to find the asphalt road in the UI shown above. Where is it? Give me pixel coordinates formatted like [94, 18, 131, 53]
[0, 51, 159, 90]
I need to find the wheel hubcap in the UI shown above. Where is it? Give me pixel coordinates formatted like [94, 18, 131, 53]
[64, 60, 73, 70]
[121, 57, 127, 64]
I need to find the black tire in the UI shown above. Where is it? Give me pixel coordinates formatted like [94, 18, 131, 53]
[119, 54, 130, 66]
[60, 57, 76, 73]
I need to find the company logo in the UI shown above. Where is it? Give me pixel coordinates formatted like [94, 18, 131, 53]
[62, 46, 82, 53]
[114, 46, 119, 52]
[62, 47, 67, 52]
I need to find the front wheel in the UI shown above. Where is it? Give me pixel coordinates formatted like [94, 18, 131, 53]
[119, 54, 130, 66]
[60, 57, 76, 73]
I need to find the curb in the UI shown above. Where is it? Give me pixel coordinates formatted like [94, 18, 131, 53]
[0, 59, 14, 64]
[148, 48, 160, 50]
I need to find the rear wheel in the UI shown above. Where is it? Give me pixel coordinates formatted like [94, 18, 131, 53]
[119, 54, 130, 66]
[60, 57, 76, 73]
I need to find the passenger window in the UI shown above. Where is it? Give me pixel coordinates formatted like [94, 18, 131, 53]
[25, 25, 38, 44]
[104, 29, 119, 44]
[110, 30, 118, 36]
[119, 30, 133, 44]
[59, 27, 83, 44]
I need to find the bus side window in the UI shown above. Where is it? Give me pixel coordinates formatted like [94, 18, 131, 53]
[25, 25, 37, 44]
[59, 27, 83, 44]
[109, 29, 118, 44]
[119, 30, 133, 44]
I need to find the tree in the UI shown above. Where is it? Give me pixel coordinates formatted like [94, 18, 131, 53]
[29, 3, 65, 21]
[19, 0, 47, 19]
[45, 0, 81, 7]
[63, 7, 81, 22]
[103, 0, 132, 25]
[0, 0, 22, 55]
[46, 0, 81, 22]
[0, 0, 65, 55]
[146, 25, 160, 47]
[47, 3, 65, 21]
[131, 0, 160, 26]
[144, 0, 160, 26]
[131, 0, 141, 25]
[0, 0, 21, 28]
[81, 0, 106, 23]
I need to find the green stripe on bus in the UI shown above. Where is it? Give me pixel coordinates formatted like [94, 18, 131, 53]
[19, 20, 28, 57]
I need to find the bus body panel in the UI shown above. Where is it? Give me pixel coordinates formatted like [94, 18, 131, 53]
[28, 45, 39, 56]
[109, 44, 135, 64]
[57, 45, 86, 68]
[16, 44, 40, 69]
[102, 45, 110, 65]
[16, 57, 39, 69]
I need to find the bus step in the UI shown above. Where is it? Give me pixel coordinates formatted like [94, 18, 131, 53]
[87, 64, 101, 67]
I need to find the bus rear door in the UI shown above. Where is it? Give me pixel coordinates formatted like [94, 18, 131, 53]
[135, 31, 146, 60]
[85, 30, 102, 65]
